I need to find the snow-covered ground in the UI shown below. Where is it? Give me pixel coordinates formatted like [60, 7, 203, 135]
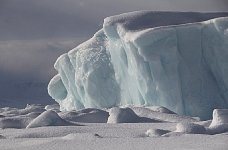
[1, 124, 228, 150]
[0, 104, 227, 150]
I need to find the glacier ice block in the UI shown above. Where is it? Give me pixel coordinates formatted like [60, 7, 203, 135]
[48, 11, 228, 120]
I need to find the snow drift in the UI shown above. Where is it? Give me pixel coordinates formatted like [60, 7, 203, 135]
[48, 11, 228, 120]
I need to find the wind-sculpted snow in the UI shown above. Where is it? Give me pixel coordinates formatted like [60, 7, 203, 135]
[48, 11, 228, 120]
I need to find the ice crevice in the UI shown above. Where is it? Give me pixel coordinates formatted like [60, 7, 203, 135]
[48, 11, 228, 120]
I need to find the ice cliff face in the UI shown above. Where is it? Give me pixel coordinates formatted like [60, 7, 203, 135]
[48, 11, 228, 119]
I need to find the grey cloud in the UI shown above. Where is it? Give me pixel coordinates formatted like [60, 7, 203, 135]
[0, 38, 86, 82]
[0, 0, 227, 40]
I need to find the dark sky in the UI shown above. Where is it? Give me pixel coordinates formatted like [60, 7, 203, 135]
[0, 0, 228, 82]
[0, 0, 228, 40]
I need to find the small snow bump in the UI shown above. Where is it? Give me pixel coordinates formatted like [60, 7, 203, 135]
[145, 128, 170, 137]
[175, 122, 206, 134]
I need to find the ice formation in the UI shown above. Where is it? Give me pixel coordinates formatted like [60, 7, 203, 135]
[175, 122, 206, 134]
[107, 107, 161, 123]
[48, 11, 228, 120]
[210, 109, 228, 126]
[145, 128, 170, 137]
[26, 110, 74, 128]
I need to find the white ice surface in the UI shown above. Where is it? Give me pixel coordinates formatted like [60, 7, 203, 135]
[48, 11, 228, 120]
[207, 109, 228, 134]
[0, 105, 228, 149]
[59, 108, 109, 123]
[1, 124, 228, 150]
[175, 122, 206, 134]
[107, 107, 162, 123]
[210, 109, 228, 126]
[0, 104, 196, 129]
[26, 110, 76, 128]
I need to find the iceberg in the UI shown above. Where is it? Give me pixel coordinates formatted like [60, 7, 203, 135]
[48, 11, 228, 120]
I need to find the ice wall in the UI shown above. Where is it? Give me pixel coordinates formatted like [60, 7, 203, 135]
[48, 11, 228, 119]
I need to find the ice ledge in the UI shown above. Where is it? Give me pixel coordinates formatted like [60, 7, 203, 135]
[48, 11, 228, 120]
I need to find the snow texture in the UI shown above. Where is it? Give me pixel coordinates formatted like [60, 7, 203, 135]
[26, 110, 75, 128]
[145, 128, 170, 137]
[107, 107, 161, 123]
[1, 103, 228, 140]
[210, 109, 228, 126]
[1, 123, 228, 150]
[175, 122, 206, 134]
[1, 106, 228, 150]
[0, 104, 196, 129]
[207, 109, 228, 134]
[59, 108, 109, 123]
[48, 11, 228, 120]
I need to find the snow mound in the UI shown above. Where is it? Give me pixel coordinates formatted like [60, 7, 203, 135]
[48, 11, 228, 120]
[175, 122, 206, 134]
[45, 104, 60, 112]
[59, 108, 109, 123]
[0, 113, 40, 129]
[0, 117, 28, 129]
[145, 128, 170, 137]
[130, 106, 197, 123]
[107, 107, 161, 123]
[0, 104, 45, 117]
[207, 109, 228, 134]
[0, 105, 45, 129]
[107, 107, 140, 123]
[210, 109, 228, 126]
[26, 110, 76, 128]
[145, 106, 175, 114]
